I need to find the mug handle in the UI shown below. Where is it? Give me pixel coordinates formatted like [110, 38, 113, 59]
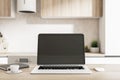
[7, 67, 11, 71]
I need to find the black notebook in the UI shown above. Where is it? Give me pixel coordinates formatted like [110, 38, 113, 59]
[0, 63, 29, 71]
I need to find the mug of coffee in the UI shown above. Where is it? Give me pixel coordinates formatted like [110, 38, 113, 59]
[7, 65, 20, 73]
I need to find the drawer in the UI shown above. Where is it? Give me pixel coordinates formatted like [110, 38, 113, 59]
[86, 57, 120, 64]
[0, 57, 8, 64]
[8, 56, 37, 64]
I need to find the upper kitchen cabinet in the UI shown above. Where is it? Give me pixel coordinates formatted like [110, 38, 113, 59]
[41, 0, 103, 18]
[92, 0, 103, 17]
[0, 0, 15, 18]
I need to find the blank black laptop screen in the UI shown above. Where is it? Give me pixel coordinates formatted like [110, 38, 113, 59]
[37, 34, 85, 65]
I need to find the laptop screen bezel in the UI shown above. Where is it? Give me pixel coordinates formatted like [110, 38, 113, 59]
[37, 34, 85, 65]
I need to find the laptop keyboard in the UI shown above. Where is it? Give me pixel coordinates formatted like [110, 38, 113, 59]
[38, 66, 84, 70]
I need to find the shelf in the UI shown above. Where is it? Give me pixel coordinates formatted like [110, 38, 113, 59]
[85, 52, 105, 57]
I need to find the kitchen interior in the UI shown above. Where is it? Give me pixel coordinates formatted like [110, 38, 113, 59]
[1, 0, 120, 79]
[0, 0, 107, 64]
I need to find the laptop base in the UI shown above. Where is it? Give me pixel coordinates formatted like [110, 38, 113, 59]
[31, 65, 92, 74]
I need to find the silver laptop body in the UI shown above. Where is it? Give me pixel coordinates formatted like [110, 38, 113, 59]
[31, 34, 92, 74]
[31, 64, 92, 74]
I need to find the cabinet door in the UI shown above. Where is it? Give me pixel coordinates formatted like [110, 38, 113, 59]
[0, 57, 8, 64]
[41, 0, 72, 18]
[71, 0, 92, 17]
[92, 0, 103, 17]
[0, 0, 11, 17]
[41, 0, 102, 18]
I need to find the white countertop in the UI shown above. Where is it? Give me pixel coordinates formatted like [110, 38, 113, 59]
[0, 52, 105, 57]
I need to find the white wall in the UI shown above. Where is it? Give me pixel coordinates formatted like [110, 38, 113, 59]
[0, 24, 73, 53]
[0, 12, 99, 52]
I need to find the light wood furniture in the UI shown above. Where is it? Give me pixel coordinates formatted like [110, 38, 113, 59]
[41, 0, 103, 18]
[0, 64, 120, 80]
[0, 0, 11, 17]
[92, 0, 103, 17]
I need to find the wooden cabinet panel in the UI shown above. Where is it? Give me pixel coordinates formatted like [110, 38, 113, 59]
[41, 0, 103, 18]
[41, 0, 73, 18]
[78, 0, 92, 17]
[92, 0, 103, 17]
[0, 0, 11, 17]
[71, 0, 93, 17]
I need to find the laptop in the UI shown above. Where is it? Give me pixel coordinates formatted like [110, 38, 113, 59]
[31, 34, 92, 74]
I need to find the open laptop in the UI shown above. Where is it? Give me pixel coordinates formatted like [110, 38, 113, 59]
[31, 34, 92, 74]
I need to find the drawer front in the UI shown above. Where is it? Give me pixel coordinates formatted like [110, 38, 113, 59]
[0, 57, 8, 64]
[8, 56, 37, 64]
[86, 57, 120, 64]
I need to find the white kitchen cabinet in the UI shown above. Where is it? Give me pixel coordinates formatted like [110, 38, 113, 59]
[41, 0, 103, 18]
[86, 57, 120, 64]
[105, 0, 120, 56]
[8, 56, 37, 64]
[0, 57, 8, 64]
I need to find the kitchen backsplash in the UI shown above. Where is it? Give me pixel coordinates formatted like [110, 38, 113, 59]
[0, 14, 99, 52]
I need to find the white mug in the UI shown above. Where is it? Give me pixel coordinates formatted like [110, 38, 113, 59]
[7, 65, 20, 73]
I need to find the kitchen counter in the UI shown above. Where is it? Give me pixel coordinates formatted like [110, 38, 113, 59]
[0, 52, 104, 57]
[0, 64, 120, 80]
